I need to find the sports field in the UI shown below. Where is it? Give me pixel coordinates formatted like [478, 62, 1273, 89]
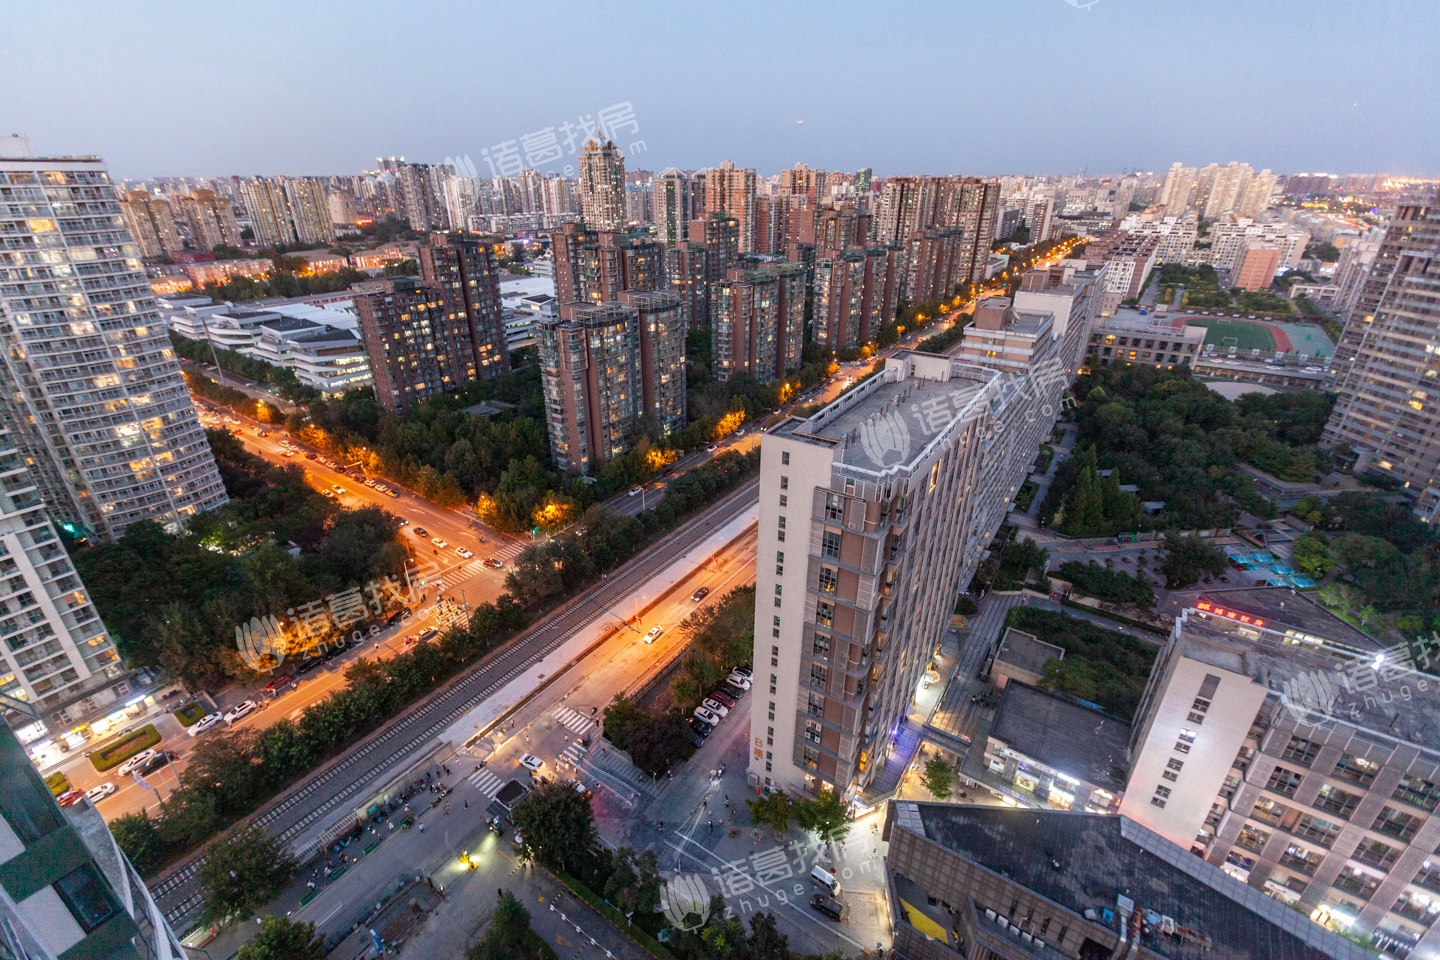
[1182, 316, 1278, 352]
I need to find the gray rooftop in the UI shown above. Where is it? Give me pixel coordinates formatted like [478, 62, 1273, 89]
[996, 628, 1065, 676]
[1191, 587, 1381, 653]
[902, 803, 1371, 960]
[991, 682, 1130, 791]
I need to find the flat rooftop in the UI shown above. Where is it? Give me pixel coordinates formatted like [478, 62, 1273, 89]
[991, 682, 1130, 792]
[1191, 587, 1380, 653]
[898, 803, 1370, 960]
[995, 628, 1065, 676]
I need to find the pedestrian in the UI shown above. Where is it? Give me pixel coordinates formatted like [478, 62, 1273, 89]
[464, 800, 469, 809]
[307, 880, 316, 890]
[419, 822, 426, 833]
[703, 798, 708, 808]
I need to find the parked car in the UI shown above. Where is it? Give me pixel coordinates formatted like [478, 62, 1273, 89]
[385, 608, 412, 626]
[717, 681, 745, 701]
[644, 626, 663, 644]
[708, 689, 737, 709]
[263, 674, 295, 694]
[138, 751, 176, 775]
[809, 895, 848, 921]
[693, 706, 722, 726]
[455, 547, 475, 559]
[520, 754, 544, 773]
[331, 484, 346, 495]
[304, 452, 317, 460]
[384, 488, 399, 498]
[116, 749, 158, 778]
[322, 489, 335, 498]
[727, 671, 752, 690]
[84, 782, 117, 804]
[187, 713, 225, 737]
[294, 656, 325, 675]
[691, 586, 711, 602]
[57, 790, 84, 807]
[688, 717, 713, 737]
[412, 527, 430, 539]
[701, 697, 730, 718]
[224, 700, 257, 724]
[732, 665, 753, 679]
[364, 478, 377, 487]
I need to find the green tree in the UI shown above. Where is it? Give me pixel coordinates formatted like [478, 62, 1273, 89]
[794, 789, 851, 844]
[746, 790, 794, 833]
[920, 755, 956, 800]
[511, 781, 596, 875]
[468, 891, 557, 960]
[602, 847, 663, 919]
[109, 811, 167, 875]
[237, 916, 326, 960]
[1160, 532, 1228, 589]
[1291, 533, 1336, 577]
[601, 694, 645, 751]
[198, 824, 296, 926]
[628, 711, 691, 778]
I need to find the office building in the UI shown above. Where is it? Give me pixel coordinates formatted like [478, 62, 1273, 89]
[0, 143, 228, 539]
[176, 187, 241, 250]
[1117, 598, 1440, 956]
[537, 301, 646, 475]
[1321, 196, 1440, 518]
[1233, 242, 1284, 290]
[954, 296, 1057, 378]
[578, 136, 626, 231]
[419, 232, 508, 381]
[712, 263, 805, 384]
[251, 319, 372, 394]
[703, 161, 758, 253]
[0, 715, 187, 960]
[116, 189, 181, 258]
[1087, 309, 1206, 367]
[662, 241, 710, 329]
[653, 168, 693, 245]
[282, 177, 335, 244]
[884, 802, 1367, 960]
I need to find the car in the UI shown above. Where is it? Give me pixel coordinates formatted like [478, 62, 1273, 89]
[688, 716, 713, 737]
[294, 656, 325, 675]
[484, 558, 505, 569]
[706, 444, 718, 452]
[224, 700, 257, 724]
[282, 449, 296, 457]
[374, 483, 390, 493]
[84, 782, 117, 804]
[689, 732, 706, 748]
[417, 627, 439, 643]
[187, 713, 225, 736]
[732, 665, 753, 679]
[384, 488, 399, 498]
[520, 754, 544, 773]
[573, 781, 593, 800]
[809, 895, 848, 922]
[701, 697, 730, 718]
[455, 547, 475, 559]
[644, 625, 663, 644]
[57, 790, 85, 807]
[138, 751, 175, 775]
[727, 671, 752, 690]
[693, 706, 722, 725]
[254, 429, 267, 437]
[331, 484, 346, 495]
[691, 586, 711, 602]
[263, 674, 295, 694]
[397, 518, 410, 527]
[304, 452, 318, 460]
[412, 528, 430, 539]
[431, 538, 449, 549]
[385, 608, 412, 626]
[708, 689, 737, 709]
[363, 478, 376, 487]
[116, 749, 158, 778]
[717, 681, 745, 700]
[322, 489, 336, 498]
[628, 486, 643, 496]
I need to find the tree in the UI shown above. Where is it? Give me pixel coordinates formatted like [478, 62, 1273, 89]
[198, 824, 296, 926]
[746, 790, 794, 833]
[511, 782, 596, 875]
[628, 712, 691, 778]
[1291, 533, 1336, 577]
[237, 916, 326, 960]
[468, 891, 557, 960]
[1160, 532, 1227, 589]
[920, 755, 956, 800]
[601, 694, 645, 751]
[794, 789, 851, 844]
[602, 847, 663, 919]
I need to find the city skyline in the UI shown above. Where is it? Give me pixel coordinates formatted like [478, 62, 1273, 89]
[4, 1, 1438, 179]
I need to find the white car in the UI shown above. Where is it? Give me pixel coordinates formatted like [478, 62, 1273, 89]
[455, 547, 475, 559]
[520, 754, 544, 773]
[85, 782, 117, 804]
[116, 749, 158, 778]
[644, 626, 663, 644]
[701, 698, 730, 718]
[187, 713, 225, 737]
[693, 706, 722, 726]
[364, 478, 377, 487]
[331, 484, 346, 495]
[224, 700, 257, 724]
[628, 486, 643, 496]
[727, 672, 753, 690]
[431, 538, 449, 549]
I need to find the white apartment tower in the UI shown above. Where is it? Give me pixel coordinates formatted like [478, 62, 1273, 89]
[578, 137, 626, 231]
[0, 142, 228, 539]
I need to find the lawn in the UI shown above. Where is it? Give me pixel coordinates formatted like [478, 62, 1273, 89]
[1184, 316, 1277, 352]
[1004, 607, 1157, 720]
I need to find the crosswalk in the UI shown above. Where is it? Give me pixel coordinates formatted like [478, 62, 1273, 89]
[553, 706, 594, 735]
[467, 767, 505, 798]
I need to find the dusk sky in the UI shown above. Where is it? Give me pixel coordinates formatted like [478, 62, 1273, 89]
[4, 0, 1437, 179]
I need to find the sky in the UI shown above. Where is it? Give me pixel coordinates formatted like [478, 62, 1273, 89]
[3, 0, 1437, 180]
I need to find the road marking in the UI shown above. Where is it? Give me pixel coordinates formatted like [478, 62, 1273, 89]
[467, 769, 504, 797]
[552, 706, 593, 734]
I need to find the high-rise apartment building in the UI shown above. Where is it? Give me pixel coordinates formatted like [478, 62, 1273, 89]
[689, 213, 741, 284]
[356, 276, 476, 413]
[618, 290, 687, 437]
[1206, 219, 1309, 274]
[540, 174, 573, 217]
[418, 232, 509, 381]
[578, 136, 626, 231]
[282, 176, 335, 244]
[396, 162, 447, 231]
[703, 161, 758, 253]
[236, 176, 293, 247]
[875, 176, 939, 245]
[0, 144, 228, 539]
[809, 208, 872, 257]
[117, 189, 181, 258]
[0, 716, 187, 959]
[1197, 162, 1256, 220]
[579, 232, 665, 306]
[1238, 169, 1280, 218]
[1080, 233, 1160, 314]
[1232, 242, 1284, 291]
[812, 245, 907, 351]
[712, 263, 805, 385]
[662, 241, 710, 329]
[653, 168, 692, 245]
[176, 187, 241, 250]
[1159, 163, 1197, 217]
[1321, 197, 1440, 520]
[1118, 214, 1198, 263]
[778, 162, 827, 204]
[550, 221, 595, 306]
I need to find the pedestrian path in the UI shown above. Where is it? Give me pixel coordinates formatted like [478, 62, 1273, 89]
[466, 767, 505, 798]
[586, 745, 657, 800]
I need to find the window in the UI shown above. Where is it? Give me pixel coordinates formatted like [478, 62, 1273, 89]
[802, 747, 820, 769]
[781, 452, 790, 465]
[808, 692, 824, 716]
[804, 720, 822, 744]
[778, 516, 787, 528]
[775, 584, 783, 595]
[825, 494, 844, 522]
[1154, 785, 1172, 799]
[821, 530, 842, 559]
[779, 495, 788, 508]
[776, 565, 784, 576]
[1280, 843, 1323, 875]
[772, 616, 780, 628]
[774, 596, 782, 608]
[1353, 839, 1399, 871]
[1162, 770, 1178, 782]
[1394, 774, 1440, 811]
[780, 475, 789, 490]
[1251, 797, 1288, 826]
[776, 551, 784, 565]
[0, 762, 64, 844]
[1236, 824, 1270, 853]
[1373, 806, 1424, 842]
[1282, 736, 1319, 765]
[809, 664, 828, 688]
[816, 602, 833, 628]
[1178, 728, 1197, 744]
[818, 567, 838, 593]
[778, 530, 785, 542]
[1294, 814, 1342, 847]
[1166, 758, 1184, 772]
[812, 634, 830, 658]
[55, 866, 114, 933]
[1314, 784, 1360, 819]
[1151, 797, 1167, 809]
[1174, 740, 1191, 754]
[1334, 754, 1380, 787]
[1187, 711, 1206, 725]
[1191, 697, 1211, 714]
[1267, 766, 1304, 798]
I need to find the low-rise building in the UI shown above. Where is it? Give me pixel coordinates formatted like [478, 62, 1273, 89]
[1088, 309, 1206, 368]
[989, 627, 1065, 690]
[184, 257, 272, 288]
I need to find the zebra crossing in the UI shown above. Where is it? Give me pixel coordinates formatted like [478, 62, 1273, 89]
[553, 705, 594, 735]
[467, 767, 505, 798]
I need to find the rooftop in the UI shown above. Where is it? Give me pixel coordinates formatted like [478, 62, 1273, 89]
[1190, 587, 1380, 653]
[991, 682, 1130, 791]
[1095, 307, 1205, 335]
[897, 803, 1370, 960]
[996, 628, 1066, 677]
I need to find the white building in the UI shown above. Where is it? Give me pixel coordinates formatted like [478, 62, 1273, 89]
[1207, 219, 1310, 273]
[1118, 214, 1199, 263]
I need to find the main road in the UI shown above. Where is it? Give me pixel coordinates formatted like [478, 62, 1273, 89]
[151, 475, 761, 934]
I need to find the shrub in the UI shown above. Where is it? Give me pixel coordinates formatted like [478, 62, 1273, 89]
[45, 772, 71, 796]
[91, 724, 161, 772]
[173, 702, 207, 726]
